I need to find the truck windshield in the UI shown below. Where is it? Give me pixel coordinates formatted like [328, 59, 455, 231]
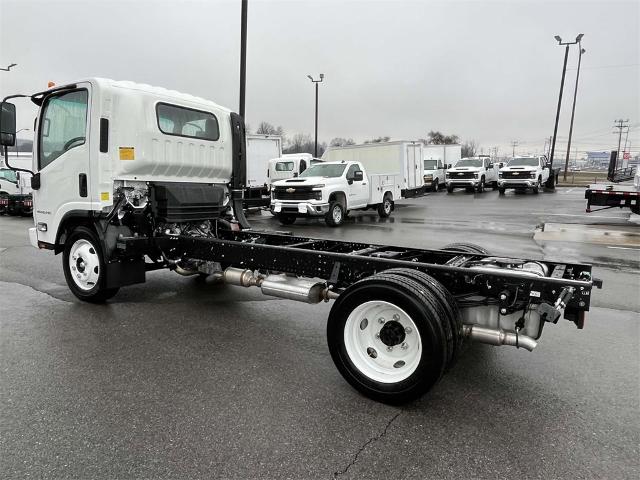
[275, 161, 294, 171]
[424, 160, 438, 170]
[509, 157, 540, 167]
[299, 164, 347, 178]
[0, 169, 18, 183]
[456, 159, 482, 167]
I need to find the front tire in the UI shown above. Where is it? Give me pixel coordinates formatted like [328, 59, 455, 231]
[476, 177, 485, 193]
[433, 179, 439, 192]
[377, 194, 393, 218]
[325, 202, 345, 227]
[62, 226, 119, 303]
[327, 271, 453, 404]
[447, 185, 454, 194]
[533, 177, 541, 194]
[498, 187, 505, 195]
[278, 214, 296, 225]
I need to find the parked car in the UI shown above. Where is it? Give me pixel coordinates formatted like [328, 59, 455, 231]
[498, 156, 550, 194]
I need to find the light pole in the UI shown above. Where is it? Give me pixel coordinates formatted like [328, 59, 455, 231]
[0, 63, 17, 71]
[307, 74, 324, 157]
[547, 34, 582, 188]
[563, 34, 585, 181]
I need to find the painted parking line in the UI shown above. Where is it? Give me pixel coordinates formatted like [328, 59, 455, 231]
[607, 246, 640, 251]
[530, 212, 629, 220]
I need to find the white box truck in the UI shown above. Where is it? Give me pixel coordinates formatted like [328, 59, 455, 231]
[244, 134, 282, 207]
[423, 144, 461, 191]
[322, 141, 424, 197]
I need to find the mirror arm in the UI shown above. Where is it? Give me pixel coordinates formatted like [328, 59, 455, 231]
[3, 145, 35, 176]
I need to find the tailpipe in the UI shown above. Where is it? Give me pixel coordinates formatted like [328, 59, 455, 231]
[463, 324, 537, 351]
[222, 267, 337, 304]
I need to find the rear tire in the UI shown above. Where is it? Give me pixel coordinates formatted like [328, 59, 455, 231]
[325, 202, 345, 227]
[62, 226, 119, 303]
[278, 214, 296, 225]
[442, 243, 490, 255]
[377, 194, 393, 218]
[327, 271, 451, 404]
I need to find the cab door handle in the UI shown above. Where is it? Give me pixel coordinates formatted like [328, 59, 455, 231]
[79, 173, 87, 197]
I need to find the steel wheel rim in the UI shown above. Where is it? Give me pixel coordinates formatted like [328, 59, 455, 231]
[333, 205, 342, 223]
[344, 300, 422, 383]
[384, 199, 391, 214]
[69, 239, 100, 291]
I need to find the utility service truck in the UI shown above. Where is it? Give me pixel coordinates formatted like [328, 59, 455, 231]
[0, 79, 602, 405]
[322, 141, 424, 197]
[270, 160, 401, 226]
[498, 155, 551, 194]
[445, 156, 499, 193]
[423, 144, 461, 192]
[243, 133, 282, 208]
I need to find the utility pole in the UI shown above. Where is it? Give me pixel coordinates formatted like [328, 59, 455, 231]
[239, 0, 248, 118]
[613, 119, 630, 164]
[307, 74, 324, 157]
[510, 140, 518, 158]
[563, 38, 585, 181]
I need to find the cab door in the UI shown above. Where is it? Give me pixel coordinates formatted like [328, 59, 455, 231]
[346, 163, 369, 207]
[33, 87, 92, 245]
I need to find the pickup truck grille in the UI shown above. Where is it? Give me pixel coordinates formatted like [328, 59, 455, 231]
[273, 187, 320, 201]
[502, 171, 530, 179]
[450, 172, 475, 179]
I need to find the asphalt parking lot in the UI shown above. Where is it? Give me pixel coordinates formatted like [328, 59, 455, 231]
[1, 187, 638, 479]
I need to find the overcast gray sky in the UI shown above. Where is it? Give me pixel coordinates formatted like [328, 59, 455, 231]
[1, 0, 638, 156]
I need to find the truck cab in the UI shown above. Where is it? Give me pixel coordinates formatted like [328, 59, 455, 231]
[498, 155, 549, 194]
[270, 160, 400, 227]
[445, 156, 499, 193]
[423, 158, 446, 192]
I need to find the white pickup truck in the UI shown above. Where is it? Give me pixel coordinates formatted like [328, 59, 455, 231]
[270, 160, 401, 226]
[445, 156, 499, 193]
[498, 156, 550, 194]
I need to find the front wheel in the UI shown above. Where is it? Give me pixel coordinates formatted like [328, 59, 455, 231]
[498, 187, 505, 195]
[433, 179, 439, 192]
[447, 185, 454, 194]
[325, 202, 345, 227]
[476, 177, 485, 193]
[377, 194, 393, 218]
[533, 177, 541, 194]
[278, 214, 296, 225]
[62, 226, 119, 303]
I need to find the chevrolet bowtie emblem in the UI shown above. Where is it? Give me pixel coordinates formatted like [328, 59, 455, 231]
[512, 172, 519, 175]
[286, 187, 296, 193]
[458, 173, 463, 176]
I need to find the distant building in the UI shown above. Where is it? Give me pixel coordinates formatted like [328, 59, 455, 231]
[586, 151, 611, 168]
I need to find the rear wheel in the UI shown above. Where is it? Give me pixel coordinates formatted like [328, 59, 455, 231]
[433, 179, 439, 192]
[377, 194, 393, 218]
[325, 202, 345, 227]
[327, 271, 452, 404]
[278, 214, 296, 225]
[62, 226, 119, 303]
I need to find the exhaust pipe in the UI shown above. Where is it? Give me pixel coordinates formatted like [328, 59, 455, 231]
[463, 324, 537, 351]
[223, 267, 337, 303]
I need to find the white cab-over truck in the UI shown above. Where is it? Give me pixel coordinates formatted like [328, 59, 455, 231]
[243, 134, 282, 207]
[270, 160, 401, 227]
[0, 153, 33, 215]
[0, 78, 601, 405]
[445, 156, 499, 193]
[498, 156, 550, 194]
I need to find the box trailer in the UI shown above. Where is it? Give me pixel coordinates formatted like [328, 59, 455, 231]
[322, 141, 424, 197]
[244, 134, 282, 207]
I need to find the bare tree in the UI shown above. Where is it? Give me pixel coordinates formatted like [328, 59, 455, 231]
[329, 137, 356, 147]
[424, 131, 459, 145]
[256, 121, 285, 138]
[364, 136, 390, 144]
[461, 140, 477, 158]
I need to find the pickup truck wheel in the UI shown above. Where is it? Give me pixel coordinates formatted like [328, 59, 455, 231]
[377, 194, 393, 218]
[62, 226, 119, 303]
[278, 214, 296, 225]
[325, 202, 345, 227]
[442, 243, 491, 255]
[433, 179, 439, 192]
[446, 185, 454, 194]
[492, 181, 499, 190]
[327, 272, 449, 404]
[533, 177, 541, 194]
[476, 177, 485, 193]
[498, 187, 505, 195]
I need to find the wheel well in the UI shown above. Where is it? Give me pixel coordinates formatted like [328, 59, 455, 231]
[383, 191, 393, 200]
[55, 214, 98, 254]
[329, 191, 346, 207]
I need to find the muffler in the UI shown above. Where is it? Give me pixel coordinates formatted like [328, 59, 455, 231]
[222, 267, 336, 303]
[463, 324, 537, 351]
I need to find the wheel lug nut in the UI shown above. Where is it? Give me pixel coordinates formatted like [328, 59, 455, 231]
[387, 346, 393, 352]
[392, 314, 400, 321]
[405, 327, 412, 334]
[500, 308, 507, 315]
[378, 317, 385, 324]
[401, 342, 408, 350]
[375, 333, 380, 339]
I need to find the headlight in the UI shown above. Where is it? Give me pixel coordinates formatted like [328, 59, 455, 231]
[530, 172, 537, 179]
[498, 173, 503, 178]
[311, 184, 325, 189]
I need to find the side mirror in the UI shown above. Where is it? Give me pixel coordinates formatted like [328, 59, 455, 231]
[499, 162, 504, 168]
[447, 164, 452, 169]
[487, 163, 493, 169]
[353, 170, 364, 182]
[293, 172, 299, 178]
[0, 101, 17, 147]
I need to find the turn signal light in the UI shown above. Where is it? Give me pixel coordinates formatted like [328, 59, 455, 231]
[47, 81, 55, 88]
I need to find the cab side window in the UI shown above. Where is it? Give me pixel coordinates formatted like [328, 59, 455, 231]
[39, 90, 89, 170]
[346, 164, 359, 179]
